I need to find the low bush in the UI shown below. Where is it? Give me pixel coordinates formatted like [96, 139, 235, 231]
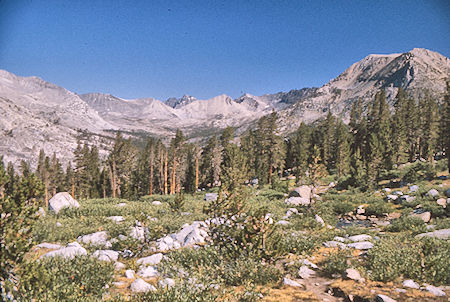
[386, 216, 427, 235]
[365, 201, 394, 217]
[18, 256, 114, 301]
[322, 250, 351, 277]
[366, 236, 450, 284]
[366, 236, 422, 282]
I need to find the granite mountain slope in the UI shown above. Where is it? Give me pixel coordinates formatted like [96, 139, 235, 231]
[0, 48, 448, 166]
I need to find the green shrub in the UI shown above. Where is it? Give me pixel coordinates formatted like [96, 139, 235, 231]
[386, 216, 427, 234]
[421, 237, 450, 285]
[366, 236, 422, 282]
[322, 250, 351, 277]
[276, 233, 321, 256]
[365, 201, 394, 217]
[331, 201, 355, 215]
[18, 256, 114, 301]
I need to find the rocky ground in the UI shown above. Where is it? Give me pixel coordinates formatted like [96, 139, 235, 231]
[26, 164, 449, 301]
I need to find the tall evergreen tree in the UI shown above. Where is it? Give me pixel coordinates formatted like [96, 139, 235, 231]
[334, 120, 351, 178]
[419, 92, 439, 164]
[392, 88, 409, 163]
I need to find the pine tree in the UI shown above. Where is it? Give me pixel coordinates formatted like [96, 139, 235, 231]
[200, 135, 222, 187]
[441, 82, 450, 172]
[254, 112, 285, 185]
[108, 133, 137, 198]
[405, 97, 419, 161]
[392, 88, 409, 163]
[322, 111, 336, 171]
[308, 145, 327, 201]
[334, 120, 351, 178]
[289, 122, 311, 183]
[419, 92, 439, 164]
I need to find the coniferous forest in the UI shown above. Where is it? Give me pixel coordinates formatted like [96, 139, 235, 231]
[1, 87, 450, 301]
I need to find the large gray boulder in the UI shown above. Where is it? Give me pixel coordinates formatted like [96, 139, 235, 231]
[78, 231, 111, 248]
[136, 253, 163, 266]
[298, 265, 316, 279]
[92, 250, 119, 262]
[204, 193, 218, 202]
[137, 266, 159, 278]
[285, 197, 310, 206]
[130, 278, 156, 293]
[289, 185, 312, 199]
[347, 241, 373, 250]
[41, 242, 87, 259]
[427, 189, 439, 198]
[48, 192, 80, 214]
[344, 268, 364, 282]
[348, 234, 372, 242]
[416, 228, 450, 240]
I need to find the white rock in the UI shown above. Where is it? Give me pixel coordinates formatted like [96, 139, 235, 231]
[315, 214, 325, 227]
[78, 231, 111, 247]
[152, 200, 162, 205]
[283, 277, 303, 287]
[347, 241, 373, 250]
[138, 266, 159, 278]
[285, 197, 310, 206]
[136, 253, 163, 266]
[411, 211, 431, 223]
[298, 265, 316, 279]
[204, 193, 218, 202]
[409, 185, 419, 192]
[436, 198, 446, 207]
[323, 241, 346, 249]
[344, 268, 364, 282]
[299, 259, 318, 269]
[392, 191, 403, 196]
[158, 278, 175, 288]
[348, 234, 372, 242]
[427, 189, 439, 198]
[387, 194, 398, 201]
[130, 278, 156, 293]
[35, 243, 62, 250]
[291, 185, 312, 199]
[36, 207, 46, 217]
[425, 285, 446, 296]
[114, 262, 126, 270]
[125, 269, 135, 279]
[107, 216, 125, 223]
[118, 234, 127, 241]
[41, 242, 87, 259]
[402, 279, 419, 289]
[333, 236, 346, 242]
[276, 220, 290, 225]
[48, 192, 80, 214]
[92, 250, 119, 262]
[376, 294, 397, 302]
[383, 188, 391, 193]
[416, 228, 450, 239]
[116, 203, 127, 207]
[129, 226, 148, 242]
[55, 222, 62, 227]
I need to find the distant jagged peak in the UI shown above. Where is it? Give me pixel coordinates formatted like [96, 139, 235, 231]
[165, 94, 197, 108]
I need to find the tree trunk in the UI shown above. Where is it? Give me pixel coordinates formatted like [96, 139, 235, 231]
[170, 158, 177, 194]
[195, 144, 199, 192]
[44, 181, 49, 207]
[164, 151, 168, 195]
[149, 148, 154, 195]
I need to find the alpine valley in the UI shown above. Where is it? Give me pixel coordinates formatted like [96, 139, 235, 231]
[1, 48, 448, 166]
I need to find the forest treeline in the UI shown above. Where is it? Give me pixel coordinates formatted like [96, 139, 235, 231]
[0, 87, 449, 203]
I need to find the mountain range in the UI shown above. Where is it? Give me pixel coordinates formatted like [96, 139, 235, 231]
[0, 48, 448, 167]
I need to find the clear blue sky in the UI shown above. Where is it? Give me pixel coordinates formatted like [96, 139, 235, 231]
[0, 0, 449, 100]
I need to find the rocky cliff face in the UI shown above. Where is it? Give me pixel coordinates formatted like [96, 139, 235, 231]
[1, 48, 448, 166]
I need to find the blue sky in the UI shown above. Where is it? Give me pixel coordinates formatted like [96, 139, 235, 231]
[0, 0, 449, 100]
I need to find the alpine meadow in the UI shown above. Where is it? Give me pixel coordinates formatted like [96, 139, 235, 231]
[1, 1, 449, 301]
